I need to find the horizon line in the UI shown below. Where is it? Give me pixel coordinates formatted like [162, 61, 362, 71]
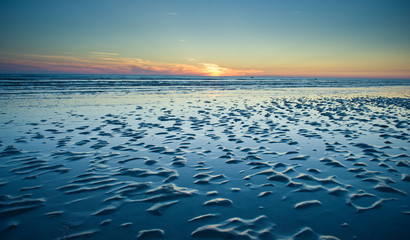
[1, 72, 410, 80]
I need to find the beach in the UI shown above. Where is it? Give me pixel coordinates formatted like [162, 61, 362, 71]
[0, 76, 409, 240]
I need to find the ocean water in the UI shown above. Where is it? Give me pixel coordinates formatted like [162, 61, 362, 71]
[0, 74, 409, 240]
[1, 74, 410, 94]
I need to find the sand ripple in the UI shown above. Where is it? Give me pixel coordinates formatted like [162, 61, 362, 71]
[1, 92, 409, 239]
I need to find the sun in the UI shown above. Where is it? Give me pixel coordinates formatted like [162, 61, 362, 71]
[202, 63, 227, 76]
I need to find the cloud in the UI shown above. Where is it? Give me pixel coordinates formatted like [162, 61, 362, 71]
[167, 12, 178, 15]
[0, 53, 261, 76]
[4, 54, 407, 78]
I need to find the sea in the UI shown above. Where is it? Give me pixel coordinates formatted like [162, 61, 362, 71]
[1, 74, 410, 94]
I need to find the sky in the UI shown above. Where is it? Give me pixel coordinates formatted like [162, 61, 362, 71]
[0, 0, 409, 78]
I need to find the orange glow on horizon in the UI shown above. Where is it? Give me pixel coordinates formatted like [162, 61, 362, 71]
[0, 53, 409, 79]
[202, 63, 226, 76]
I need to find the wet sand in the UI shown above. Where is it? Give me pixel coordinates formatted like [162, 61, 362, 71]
[0, 86, 409, 239]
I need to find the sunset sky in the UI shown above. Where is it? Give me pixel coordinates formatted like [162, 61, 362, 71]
[1, 0, 409, 78]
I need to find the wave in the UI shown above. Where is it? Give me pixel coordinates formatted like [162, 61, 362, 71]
[0, 74, 409, 94]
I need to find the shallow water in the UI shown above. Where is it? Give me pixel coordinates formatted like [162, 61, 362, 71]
[0, 78, 409, 239]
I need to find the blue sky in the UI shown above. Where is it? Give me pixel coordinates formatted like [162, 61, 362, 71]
[1, 0, 409, 77]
